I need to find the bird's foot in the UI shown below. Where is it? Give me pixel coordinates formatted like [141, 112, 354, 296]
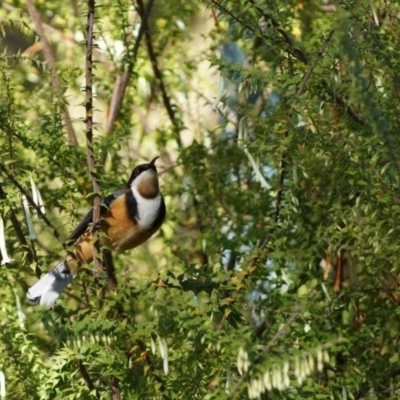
[88, 220, 102, 229]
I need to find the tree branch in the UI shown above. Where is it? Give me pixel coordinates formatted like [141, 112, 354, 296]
[291, 29, 335, 107]
[111, 375, 121, 400]
[211, 0, 308, 64]
[0, 185, 38, 270]
[0, 162, 65, 245]
[103, 251, 118, 291]
[248, 0, 309, 64]
[78, 360, 99, 397]
[101, 0, 155, 164]
[136, 0, 182, 147]
[85, 0, 102, 275]
[25, 0, 78, 147]
[214, 3, 363, 127]
[321, 79, 365, 126]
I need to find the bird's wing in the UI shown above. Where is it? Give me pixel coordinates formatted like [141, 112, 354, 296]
[66, 189, 126, 243]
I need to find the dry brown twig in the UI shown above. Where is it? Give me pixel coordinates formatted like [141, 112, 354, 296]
[84, 0, 102, 275]
[101, 0, 155, 164]
[85, 3, 121, 398]
[25, 0, 78, 147]
[136, 0, 183, 147]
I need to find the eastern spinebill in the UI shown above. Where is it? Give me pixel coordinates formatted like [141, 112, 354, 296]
[27, 156, 166, 308]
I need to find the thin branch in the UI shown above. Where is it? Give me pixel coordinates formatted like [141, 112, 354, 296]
[291, 29, 336, 108]
[136, 0, 182, 147]
[2, 2, 108, 64]
[0, 162, 86, 281]
[0, 185, 38, 269]
[103, 251, 118, 291]
[248, 0, 309, 64]
[111, 375, 121, 400]
[225, 30, 337, 397]
[213, 2, 363, 128]
[0, 162, 65, 245]
[101, 0, 155, 164]
[221, 29, 336, 329]
[211, 0, 308, 64]
[245, 157, 285, 276]
[210, 0, 256, 36]
[25, 0, 78, 147]
[78, 360, 99, 397]
[0, 69, 40, 273]
[85, 0, 102, 276]
[321, 79, 365, 126]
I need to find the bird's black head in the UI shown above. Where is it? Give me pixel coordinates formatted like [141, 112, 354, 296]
[128, 156, 160, 185]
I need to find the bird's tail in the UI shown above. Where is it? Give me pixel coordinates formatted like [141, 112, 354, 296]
[27, 260, 74, 308]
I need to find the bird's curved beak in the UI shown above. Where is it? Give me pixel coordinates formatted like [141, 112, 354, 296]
[149, 156, 160, 167]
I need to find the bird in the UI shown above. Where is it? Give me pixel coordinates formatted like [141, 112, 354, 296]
[27, 156, 166, 308]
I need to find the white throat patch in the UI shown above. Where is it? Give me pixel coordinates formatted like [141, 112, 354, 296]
[131, 185, 162, 230]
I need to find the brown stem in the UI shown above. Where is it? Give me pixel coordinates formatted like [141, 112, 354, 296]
[333, 250, 343, 293]
[291, 29, 335, 108]
[321, 79, 365, 126]
[0, 162, 88, 282]
[78, 360, 99, 397]
[136, 0, 182, 147]
[103, 251, 118, 291]
[212, 0, 308, 64]
[0, 185, 38, 270]
[101, 0, 155, 164]
[25, 0, 78, 147]
[111, 375, 121, 400]
[85, 0, 102, 275]
[248, 0, 309, 64]
[0, 163, 65, 245]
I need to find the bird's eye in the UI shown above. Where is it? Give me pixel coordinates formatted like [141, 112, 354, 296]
[134, 168, 141, 177]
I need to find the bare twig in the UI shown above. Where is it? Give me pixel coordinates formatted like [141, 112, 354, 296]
[248, 0, 309, 64]
[211, 0, 308, 64]
[291, 29, 335, 108]
[244, 158, 285, 277]
[25, 0, 78, 147]
[136, 0, 183, 147]
[0, 185, 38, 270]
[214, 2, 362, 127]
[103, 251, 118, 291]
[111, 375, 121, 400]
[0, 162, 65, 245]
[85, 0, 102, 276]
[101, 0, 155, 164]
[78, 360, 99, 397]
[0, 68, 40, 274]
[2, 2, 108, 63]
[86, 0, 119, 308]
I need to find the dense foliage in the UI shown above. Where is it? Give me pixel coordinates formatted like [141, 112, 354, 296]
[1, 0, 400, 398]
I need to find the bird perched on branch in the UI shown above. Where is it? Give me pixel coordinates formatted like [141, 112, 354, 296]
[27, 156, 166, 308]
